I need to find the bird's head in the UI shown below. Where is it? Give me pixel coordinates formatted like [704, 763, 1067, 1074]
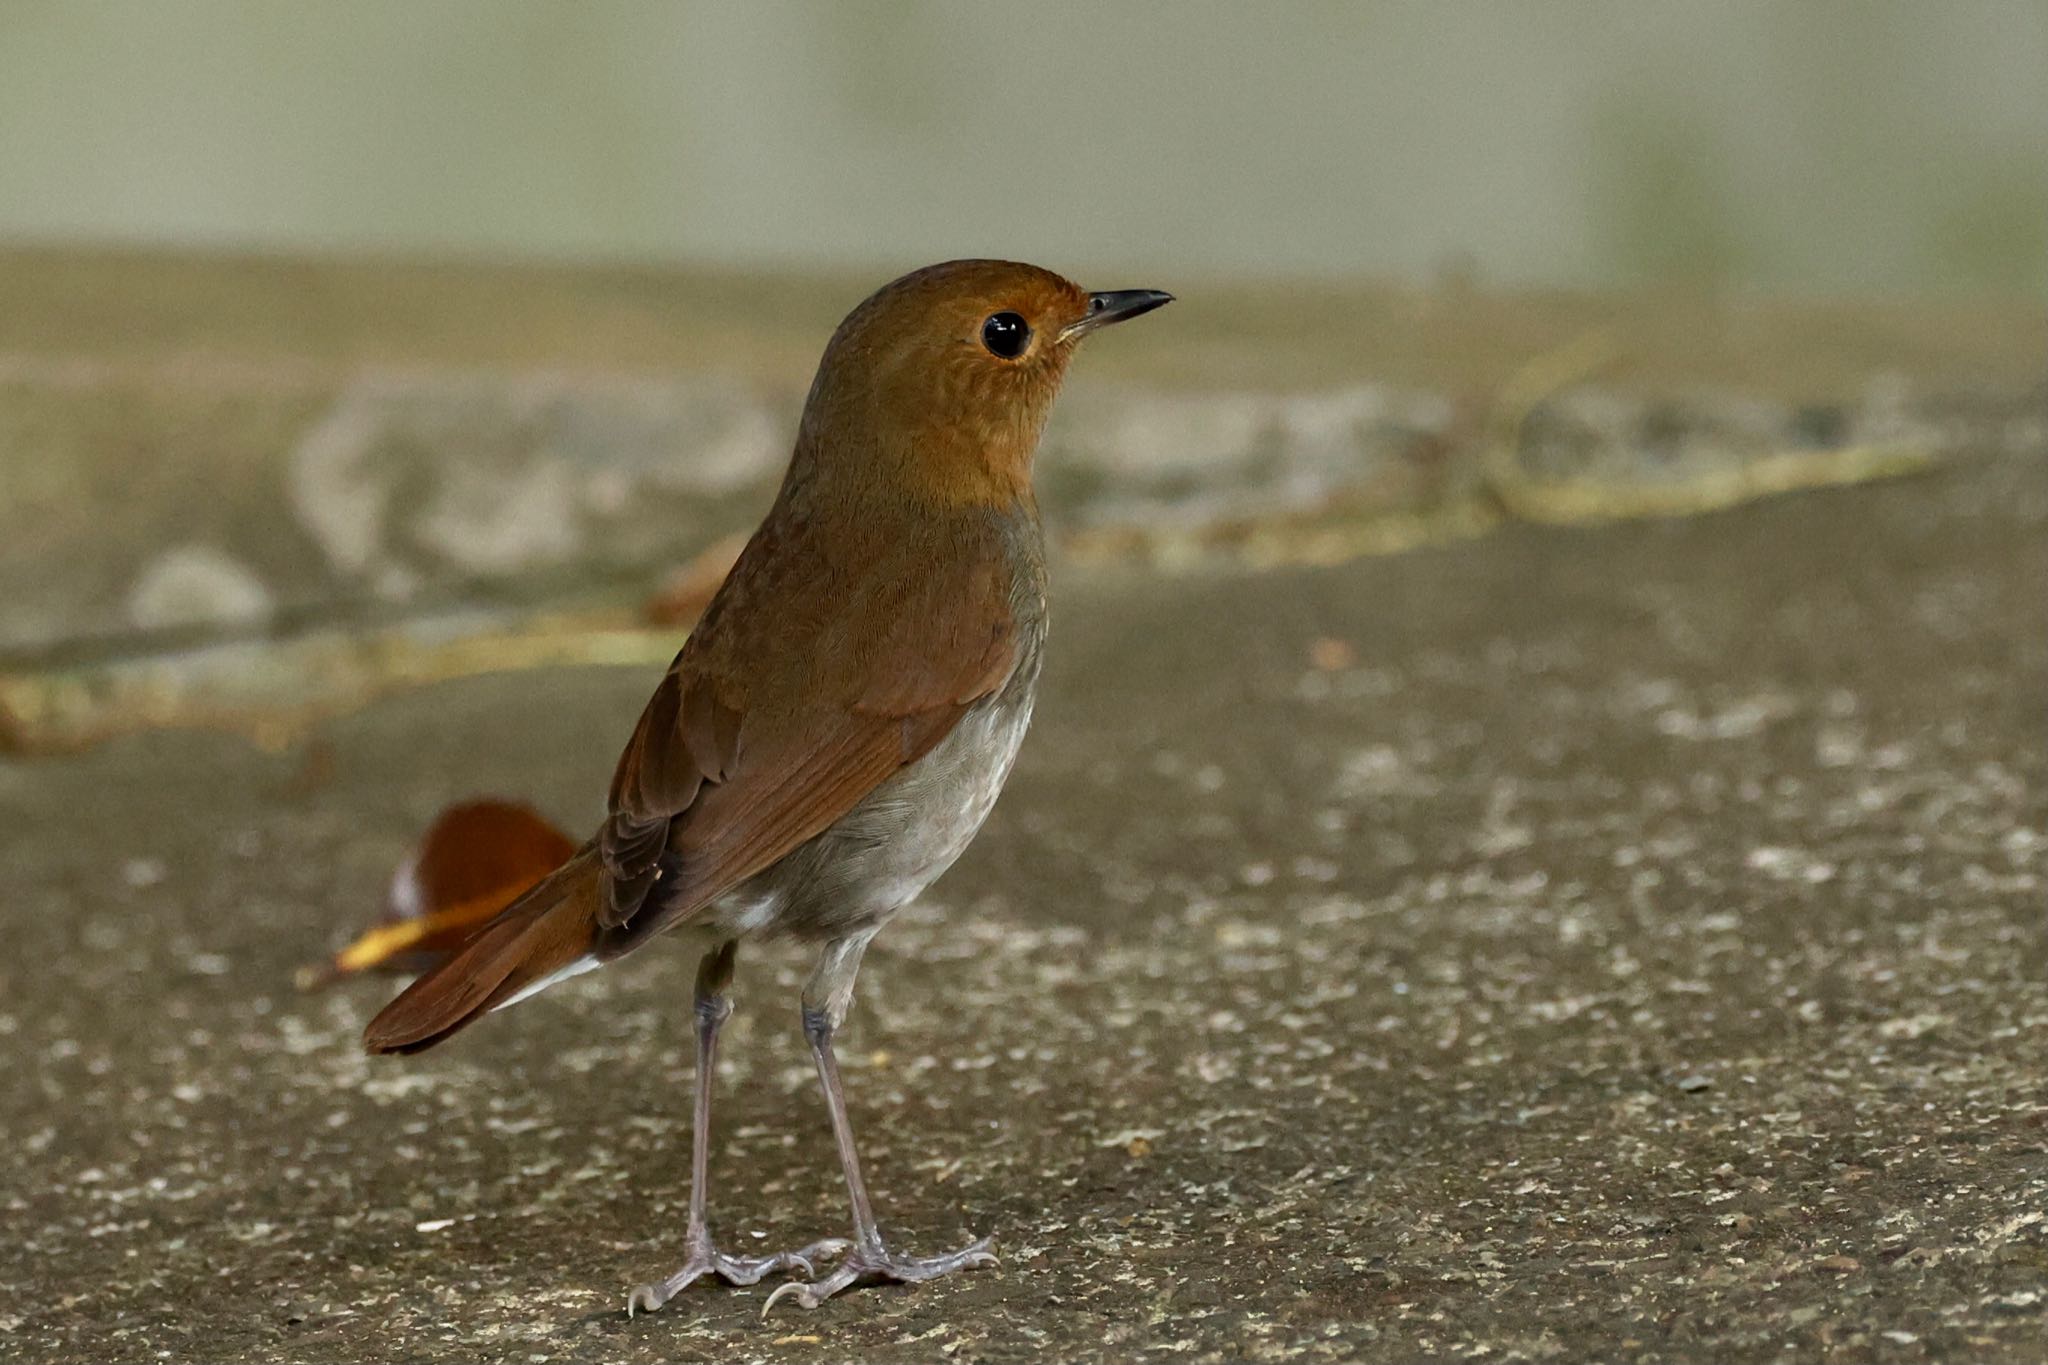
[794, 259, 1172, 508]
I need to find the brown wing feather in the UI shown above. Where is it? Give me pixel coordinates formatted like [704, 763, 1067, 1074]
[597, 510, 1022, 938]
[599, 668, 742, 927]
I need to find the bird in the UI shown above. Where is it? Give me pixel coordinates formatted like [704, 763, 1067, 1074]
[362, 260, 1172, 1313]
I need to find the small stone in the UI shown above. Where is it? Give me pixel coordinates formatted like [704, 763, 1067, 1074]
[121, 858, 166, 889]
[1098, 1128, 1164, 1149]
[127, 544, 274, 631]
[1878, 1013, 1947, 1040]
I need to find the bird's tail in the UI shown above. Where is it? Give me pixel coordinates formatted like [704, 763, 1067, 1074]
[363, 844, 604, 1055]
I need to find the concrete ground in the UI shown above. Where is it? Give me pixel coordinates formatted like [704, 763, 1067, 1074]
[2, 443, 2043, 1362]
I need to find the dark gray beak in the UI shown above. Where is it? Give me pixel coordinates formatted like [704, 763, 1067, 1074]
[1062, 288, 1174, 341]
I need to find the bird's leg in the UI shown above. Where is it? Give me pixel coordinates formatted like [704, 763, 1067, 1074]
[628, 941, 848, 1315]
[763, 931, 996, 1312]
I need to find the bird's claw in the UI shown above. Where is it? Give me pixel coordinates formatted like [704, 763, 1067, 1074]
[627, 1237, 852, 1315]
[761, 1236, 997, 1313]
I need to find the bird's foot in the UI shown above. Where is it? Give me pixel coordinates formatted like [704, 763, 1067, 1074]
[627, 1236, 851, 1315]
[761, 1235, 996, 1312]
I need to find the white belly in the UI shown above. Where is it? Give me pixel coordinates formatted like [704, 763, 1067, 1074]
[708, 654, 1041, 943]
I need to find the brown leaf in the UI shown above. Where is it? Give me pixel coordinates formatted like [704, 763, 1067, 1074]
[297, 799, 577, 989]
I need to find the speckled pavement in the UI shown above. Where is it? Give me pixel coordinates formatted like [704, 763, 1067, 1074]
[2, 449, 2044, 1362]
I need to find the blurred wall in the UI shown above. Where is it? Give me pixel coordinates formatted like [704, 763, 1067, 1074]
[1, 0, 2043, 297]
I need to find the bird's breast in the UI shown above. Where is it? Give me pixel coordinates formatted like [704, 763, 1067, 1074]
[715, 613, 1044, 943]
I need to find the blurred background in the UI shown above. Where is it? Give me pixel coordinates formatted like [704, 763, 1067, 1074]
[3, 1, 2044, 294]
[4, 0, 2044, 745]
[0, 0, 2044, 715]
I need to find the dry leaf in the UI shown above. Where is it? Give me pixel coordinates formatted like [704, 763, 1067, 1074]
[297, 799, 576, 989]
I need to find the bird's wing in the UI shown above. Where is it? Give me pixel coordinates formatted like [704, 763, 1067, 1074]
[597, 524, 1019, 932]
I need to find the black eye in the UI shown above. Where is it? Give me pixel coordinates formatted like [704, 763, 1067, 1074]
[981, 311, 1030, 359]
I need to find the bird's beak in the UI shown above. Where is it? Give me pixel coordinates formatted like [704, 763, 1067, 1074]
[1060, 289, 1174, 342]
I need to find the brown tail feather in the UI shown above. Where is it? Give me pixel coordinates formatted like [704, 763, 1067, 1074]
[363, 845, 603, 1055]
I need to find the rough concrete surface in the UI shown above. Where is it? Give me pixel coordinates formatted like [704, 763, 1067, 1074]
[2, 447, 2045, 1362]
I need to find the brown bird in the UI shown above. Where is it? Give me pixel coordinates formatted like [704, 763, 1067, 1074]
[363, 261, 1171, 1312]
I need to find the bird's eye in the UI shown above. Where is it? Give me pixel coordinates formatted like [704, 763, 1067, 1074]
[981, 311, 1031, 360]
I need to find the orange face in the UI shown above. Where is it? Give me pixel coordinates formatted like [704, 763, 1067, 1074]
[796, 260, 1170, 507]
